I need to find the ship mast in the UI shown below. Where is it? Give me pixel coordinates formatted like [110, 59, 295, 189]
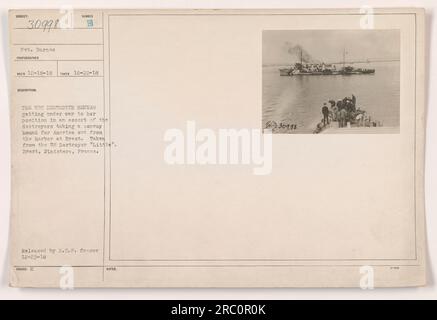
[343, 47, 346, 69]
[300, 47, 303, 65]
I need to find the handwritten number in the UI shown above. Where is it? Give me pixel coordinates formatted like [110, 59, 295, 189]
[27, 19, 60, 32]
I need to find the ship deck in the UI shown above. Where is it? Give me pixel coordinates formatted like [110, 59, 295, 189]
[321, 125, 398, 134]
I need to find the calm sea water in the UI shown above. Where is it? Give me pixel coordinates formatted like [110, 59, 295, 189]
[262, 62, 400, 133]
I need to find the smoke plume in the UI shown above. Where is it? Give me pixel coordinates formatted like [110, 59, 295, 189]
[282, 42, 318, 63]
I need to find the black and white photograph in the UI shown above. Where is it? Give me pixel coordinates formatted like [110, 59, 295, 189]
[262, 30, 400, 134]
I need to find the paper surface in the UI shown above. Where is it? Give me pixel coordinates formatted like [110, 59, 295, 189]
[9, 8, 426, 287]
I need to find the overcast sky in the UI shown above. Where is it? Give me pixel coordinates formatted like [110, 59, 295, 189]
[262, 30, 400, 65]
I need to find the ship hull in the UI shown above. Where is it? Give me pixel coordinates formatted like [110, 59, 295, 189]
[278, 65, 375, 76]
[279, 70, 375, 76]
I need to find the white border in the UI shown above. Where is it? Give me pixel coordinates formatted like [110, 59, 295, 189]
[0, 0, 435, 299]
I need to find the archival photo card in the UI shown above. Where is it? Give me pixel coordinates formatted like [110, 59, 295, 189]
[9, 8, 425, 288]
